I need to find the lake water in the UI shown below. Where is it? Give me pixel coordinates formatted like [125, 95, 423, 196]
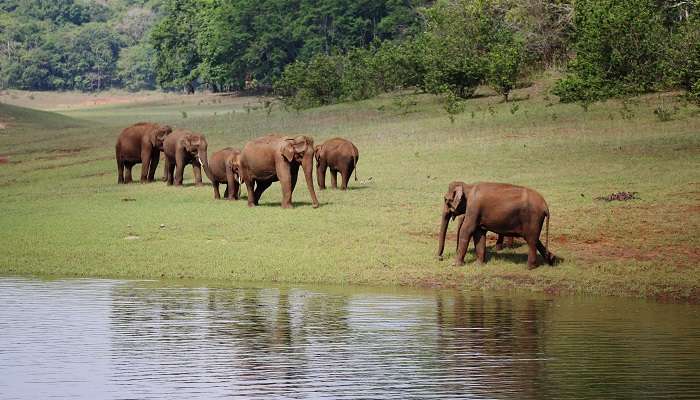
[0, 278, 698, 399]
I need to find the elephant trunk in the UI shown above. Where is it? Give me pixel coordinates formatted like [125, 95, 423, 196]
[302, 154, 319, 208]
[437, 205, 452, 260]
[199, 148, 215, 183]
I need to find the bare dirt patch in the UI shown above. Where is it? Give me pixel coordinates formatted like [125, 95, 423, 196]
[596, 191, 640, 202]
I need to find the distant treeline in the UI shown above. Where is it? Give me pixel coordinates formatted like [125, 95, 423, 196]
[1, 0, 698, 106]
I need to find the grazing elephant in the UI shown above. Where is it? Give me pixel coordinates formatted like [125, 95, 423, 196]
[209, 147, 241, 200]
[314, 137, 359, 190]
[453, 182, 555, 269]
[163, 129, 212, 186]
[115, 122, 172, 184]
[238, 134, 319, 209]
[437, 181, 513, 260]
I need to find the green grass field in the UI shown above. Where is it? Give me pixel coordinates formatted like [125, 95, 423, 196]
[1, 77, 699, 301]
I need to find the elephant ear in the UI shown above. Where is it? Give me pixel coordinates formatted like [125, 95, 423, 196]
[158, 125, 173, 138]
[450, 184, 464, 212]
[182, 135, 195, 152]
[282, 141, 296, 162]
[314, 145, 322, 162]
[282, 136, 309, 162]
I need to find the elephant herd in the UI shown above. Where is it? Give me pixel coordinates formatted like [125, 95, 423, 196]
[115, 122, 556, 269]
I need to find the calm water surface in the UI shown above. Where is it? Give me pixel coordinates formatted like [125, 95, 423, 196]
[0, 278, 698, 399]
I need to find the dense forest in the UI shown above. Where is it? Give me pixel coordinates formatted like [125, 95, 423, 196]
[0, 0, 698, 106]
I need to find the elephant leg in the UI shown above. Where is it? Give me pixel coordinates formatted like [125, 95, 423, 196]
[166, 159, 175, 186]
[147, 152, 160, 182]
[233, 181, 240, 200]
[117, 160, 124, 184]
[455, 219, 477, 266]
[278, 165, 294, 209]
[192, 162, 203, 186]
[330, 169, 338, 189]
[175, 153, 186, 186]
[225, 168, 238, 200]
[505, 236, 514, 248]
[455, 215, 465, 253]
[316, 162, 327, 190]
[536, 240, 554, 266]
[140, 147, 152, 183]
[340, 167, 350, 190]
[162, 158, 169, 182]
[526, 237, 539, 269]
[496, 234, 505, 251]
[245, 180, 256, 207]
[213, 182, 221, 199]
[474, 228, 487, 264]
[290, 164, 299, 193]
[125, 162, 134, 183]
[253, 180, 272, 205]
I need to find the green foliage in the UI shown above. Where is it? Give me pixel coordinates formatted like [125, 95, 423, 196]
[150, 0, 426, 91]
[150, 0, 201, 92]
[117, 44, 157, 91]
[443, 91, 466, 123]
[0, 0, 158, 91]
[553, 0, 677, 103]
[669, 17, 700, 103]
[486, 39, 525, 101]
[275, 54, 344, 109]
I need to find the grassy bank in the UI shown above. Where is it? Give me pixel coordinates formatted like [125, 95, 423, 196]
[1, 78, 699, 302]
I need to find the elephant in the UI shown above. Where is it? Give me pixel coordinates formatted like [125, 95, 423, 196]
[162, 129, 212, 186]
[208, 147, 242, 200]
[437, 181, 514, 261]
[451, 182, 555, 269]
[314, 137, 359, 190]
[238, 134, 319, 209]
[115, 122, 172, 184]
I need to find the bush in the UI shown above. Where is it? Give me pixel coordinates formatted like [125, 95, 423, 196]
[554, 0, 673, 103]
[486, 39, 525, 102]
[275, 54, 345, 109]
[670, 18, 700, 103]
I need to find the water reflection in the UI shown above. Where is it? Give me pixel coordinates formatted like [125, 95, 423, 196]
[0, 278, 699, 399]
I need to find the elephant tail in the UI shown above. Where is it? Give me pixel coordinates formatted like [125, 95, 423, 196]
[545, 209, 550, 253]
[352, 149, 359, 181]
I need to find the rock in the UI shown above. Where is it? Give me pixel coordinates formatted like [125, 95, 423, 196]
[160, 224, 166, 229]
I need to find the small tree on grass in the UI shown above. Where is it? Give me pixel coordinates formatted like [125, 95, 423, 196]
[487, 39, 525, 102]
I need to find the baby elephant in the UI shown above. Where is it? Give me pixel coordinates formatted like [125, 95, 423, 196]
[450, 182, 556, 269]
[163, 129, 211, 186]
[315, 137, 359, 190]
[437, 181, 513, 261]
[208, 148, 241, 200]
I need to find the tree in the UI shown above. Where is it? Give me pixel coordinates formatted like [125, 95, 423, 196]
[150, 0, 202, 92]
[117, 43, 157, 91]
[486, 39, 525, 102]
[553, 0, 673, 103]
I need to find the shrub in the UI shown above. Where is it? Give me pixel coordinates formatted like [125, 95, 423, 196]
[554, 0, 673, 103]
